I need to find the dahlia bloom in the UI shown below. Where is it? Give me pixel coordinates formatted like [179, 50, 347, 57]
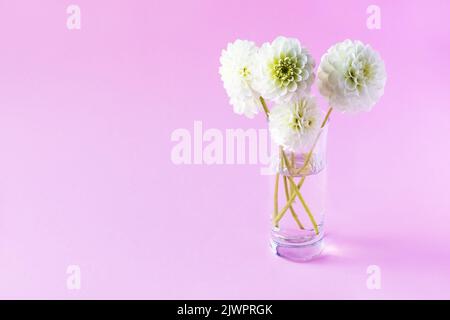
[269, 96, 322, 152]
[255, 36, 315, 104]
[318, 39, 386, 113]
[219, 39, 261, 118]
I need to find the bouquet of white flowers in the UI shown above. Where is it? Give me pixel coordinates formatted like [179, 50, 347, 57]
[220, 36, 386, 260]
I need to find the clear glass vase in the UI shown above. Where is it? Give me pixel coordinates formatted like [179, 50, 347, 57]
[270, 124, 328, 261]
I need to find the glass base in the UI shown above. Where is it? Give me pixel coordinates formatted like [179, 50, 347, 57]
[270, 234, 324, 262]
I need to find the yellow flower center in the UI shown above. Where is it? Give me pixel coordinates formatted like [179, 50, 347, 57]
[271, 55, 300, 87]
[240, 66, 251, 78]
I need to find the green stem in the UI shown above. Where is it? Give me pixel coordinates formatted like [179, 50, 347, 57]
[283, 175, 304, 230]
[273, 177, 306, 224]
[288, 177, 319, 235]
[273, 172, 280, 221]
[273, 108, 333, 230]
[281, 150, 293, 176]
[321, 107, 333, 128]
[280, 148, 304, 230]
[273, 150, 309, 227]
[298, 107, 333, 173]
[259, 96, 270, 119]
[265, 97, 324, 234]
[274, 154, 319, 234]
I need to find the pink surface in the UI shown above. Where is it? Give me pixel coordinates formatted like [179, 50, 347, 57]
[1, 0, 450, 299]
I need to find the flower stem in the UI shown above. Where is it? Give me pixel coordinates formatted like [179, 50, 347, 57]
[263, 96, 321, 233]
[321, 107, 333, 128]
[280, 150, 293, 175]
[281, 147, 319, 234]
[273, 108, 333, 232]
[259, 96, 270, 119]
[280, 148, 304, 230]
[273, 177, 306, 224]
[273, 172, 280, 221]
[288, 177, 319, 235]
[273, 150, 311, 228]
[297, 107, 333, 174]
[283, 175, 304, 230]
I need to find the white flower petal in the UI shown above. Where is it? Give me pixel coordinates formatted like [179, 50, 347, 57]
[318, 39, 387, 113]
[219, 39, 262, 118]
[269, 96, 322, 152]
[254, 36, 315, 104]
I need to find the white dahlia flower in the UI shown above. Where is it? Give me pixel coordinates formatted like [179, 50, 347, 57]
[269, 96, 322, 152]
[255, 36, 315, 104]
[318, 39, 386, 113]
[219, 39, 261, 118]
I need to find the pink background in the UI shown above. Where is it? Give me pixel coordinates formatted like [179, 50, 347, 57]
[0, 0, 450, 299]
